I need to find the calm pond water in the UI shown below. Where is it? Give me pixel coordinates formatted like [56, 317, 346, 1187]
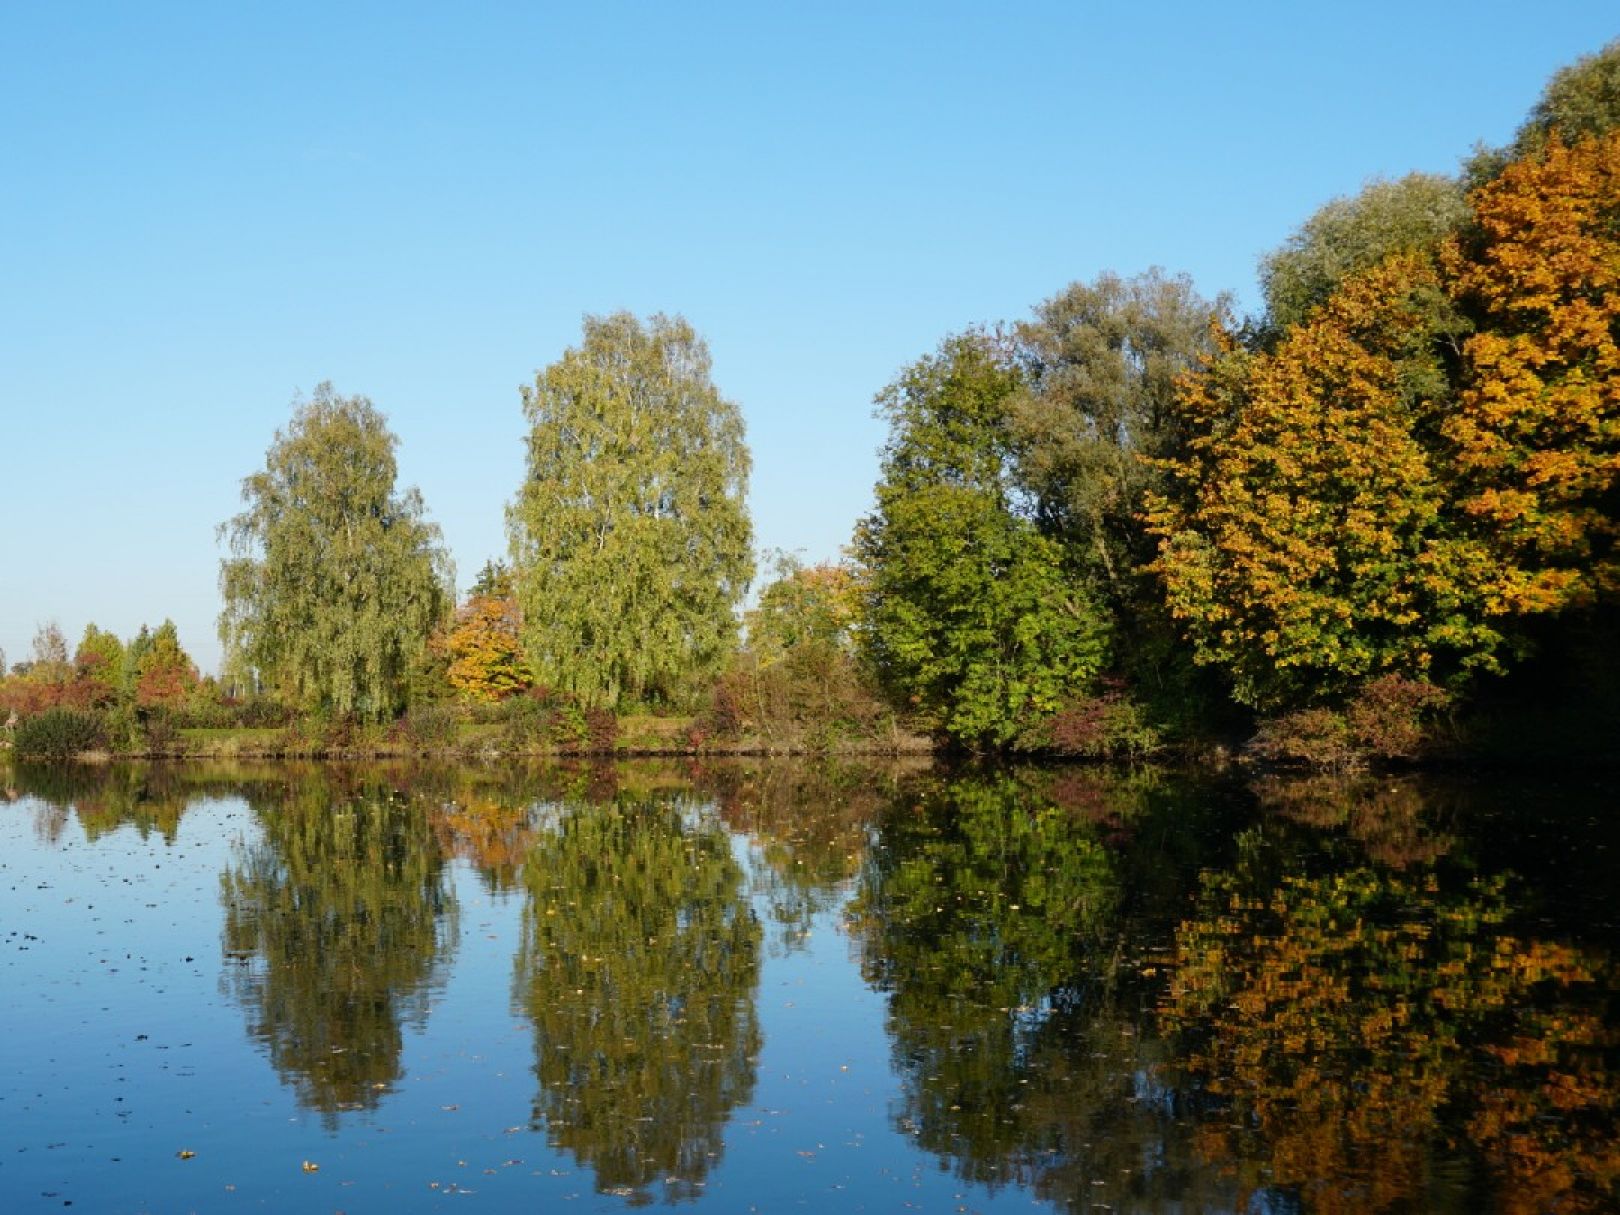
[1, 760, 1615, 1214]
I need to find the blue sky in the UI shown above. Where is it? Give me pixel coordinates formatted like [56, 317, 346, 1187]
[3, 2, 1615, 674]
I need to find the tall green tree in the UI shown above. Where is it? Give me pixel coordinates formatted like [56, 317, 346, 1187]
[121, 624, 153, 696]
[1259, 173, 1469, 336]
[855, 332, 1109, 747]
[1010, 269, 1228, 592]
[219, 384, 452, 720]
[507, 313, 753, 708]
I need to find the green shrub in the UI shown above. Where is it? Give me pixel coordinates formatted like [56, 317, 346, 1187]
[545, 703, 589, 753]
[101, 704, 143, 754]
[233, 697, 295, 728]
[500, 695, 553, 752]
[401, 704, 461, 751]
[1016, 689, 1161, 759]
[13, 708, 106, 761]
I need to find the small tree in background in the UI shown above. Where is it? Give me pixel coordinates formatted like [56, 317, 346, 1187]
[134, 619, 200, 709]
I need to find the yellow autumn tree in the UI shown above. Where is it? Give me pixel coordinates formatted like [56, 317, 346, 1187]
[1443, 129, 1620, 616]
[1146, 252, 1500, 709]
[443, 593, 529, 702]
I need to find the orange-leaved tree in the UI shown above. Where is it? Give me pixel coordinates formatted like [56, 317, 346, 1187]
[444, 594, 529, 703]
[1146, 252, 1500, 709]
[1443, 129, 1620, 617]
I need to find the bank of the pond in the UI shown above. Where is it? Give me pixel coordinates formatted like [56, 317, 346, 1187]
[1, 714, 938, 762]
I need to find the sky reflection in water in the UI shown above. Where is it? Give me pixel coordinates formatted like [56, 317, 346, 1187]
[1, 760, 1615, 1213]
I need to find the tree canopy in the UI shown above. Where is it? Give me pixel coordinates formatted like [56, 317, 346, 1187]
[507, 312, 754, 709]
[1259, 173, 1469, 335]
[219, 384, 452, 721]
[855, 332, 1110, 747]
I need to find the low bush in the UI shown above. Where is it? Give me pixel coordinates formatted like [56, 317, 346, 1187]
[13, 707, 107, 761]
[401, 704, 462, 751]
[1017, 688, 1161, 759]
[1345, 675, 1447, 760]
[1246, 707, 1361, 771]
[140, 710, 182, 755]
[495, 688, 617, 753]
[585, 708, 619, 752]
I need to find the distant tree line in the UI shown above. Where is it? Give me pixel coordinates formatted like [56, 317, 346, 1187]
[4, 41, 1617, 765]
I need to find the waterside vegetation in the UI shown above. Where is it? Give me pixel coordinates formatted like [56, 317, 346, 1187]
[5, 43, 1620, 770]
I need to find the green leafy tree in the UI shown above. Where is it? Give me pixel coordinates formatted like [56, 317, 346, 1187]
[1259, 173, 1469, 335]
[708, 556, 886, 750]
[513, 795, 761, 1201]
[469, 557, 514, 599]
[745, 552, 858, 664]
[121, 624, 153, 697]
[220, 384, 452, 720]
[855, 332, 1109, 747]
[508, 313, 753, 709]
[1007, 270, 1233, 733]
[1010, 269, 1229, 590]
[72, 624, 123, 706]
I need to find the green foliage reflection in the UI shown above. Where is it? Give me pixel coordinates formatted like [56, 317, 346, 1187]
[514, 796, 761, 1202]
[851, 774, 1128, 1182]
[221, 773, 458, 1123]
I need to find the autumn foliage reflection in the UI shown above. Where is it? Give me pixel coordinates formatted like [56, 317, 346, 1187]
[1165, 841, 1619, 1212]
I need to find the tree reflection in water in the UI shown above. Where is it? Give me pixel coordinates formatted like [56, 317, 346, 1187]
[704, 759, 899, 953]
[849, 769, 1241, 1210]
[513, 794, 761, 1203]
[221, 771, 458, 1125]
[1165, 778, 1620, 1214]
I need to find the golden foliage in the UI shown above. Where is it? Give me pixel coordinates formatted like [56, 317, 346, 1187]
[1148, 254, 1498, 707]
[1444, 130, 1620, 614]
[442, 594, 529, 702]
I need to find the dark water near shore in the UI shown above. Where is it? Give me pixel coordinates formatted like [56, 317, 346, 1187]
[1, 760, 1615, 1213]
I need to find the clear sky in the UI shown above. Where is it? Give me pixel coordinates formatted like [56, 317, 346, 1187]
[3, 2, 1616, 674]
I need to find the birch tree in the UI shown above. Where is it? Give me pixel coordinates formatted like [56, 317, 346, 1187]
[220, 384, 451, 720]
[508, 313, 753, 708]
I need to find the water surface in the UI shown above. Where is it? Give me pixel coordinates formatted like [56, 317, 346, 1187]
[2, 760, 1615, 1213]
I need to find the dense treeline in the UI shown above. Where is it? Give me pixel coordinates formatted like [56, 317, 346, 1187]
[3, 42, 1616, 766]
[857, 40, 1620, 764]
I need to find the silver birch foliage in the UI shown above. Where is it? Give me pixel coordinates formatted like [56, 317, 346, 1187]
[507, 313, 753, 708]
[219, 384, 452, 720]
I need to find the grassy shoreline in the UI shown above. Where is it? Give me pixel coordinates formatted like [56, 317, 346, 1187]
[3, 715, 938, 763]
